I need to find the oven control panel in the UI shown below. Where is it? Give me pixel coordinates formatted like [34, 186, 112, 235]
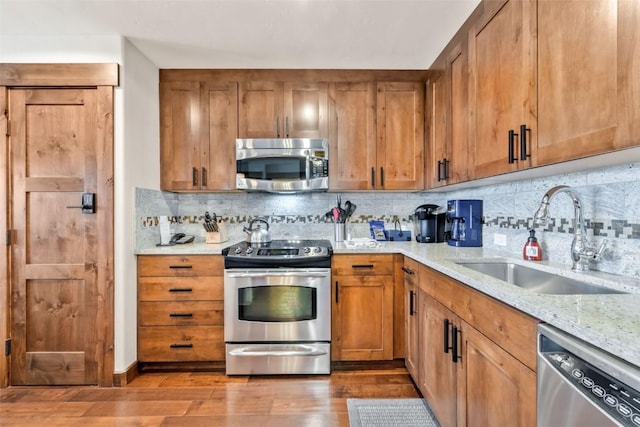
[546, 351, 640, 426]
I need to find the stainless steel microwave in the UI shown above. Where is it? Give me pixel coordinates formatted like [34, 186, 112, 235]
[235, 138, 329, 193]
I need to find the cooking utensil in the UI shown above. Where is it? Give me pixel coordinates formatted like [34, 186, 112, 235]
[345, 201, 356, 219]
[243, 219, 272, 244]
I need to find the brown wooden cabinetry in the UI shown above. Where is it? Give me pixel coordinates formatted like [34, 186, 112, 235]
[427, 38, 470, 189]
[137, 255, 225, 362]
[413, 264, 537, 426]
[534, 0, 640, 165]
[160, 81, 237, 191]
[331, 254, 394, 361]
[376, 82, 425, 190]
[239, 81, 328, 139]
[468, 0, 536, 180]
[402, 257, 421, 380]
[328, 82, 377, 190]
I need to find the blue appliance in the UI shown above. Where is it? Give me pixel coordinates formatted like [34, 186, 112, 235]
[446, 199, 483, 247]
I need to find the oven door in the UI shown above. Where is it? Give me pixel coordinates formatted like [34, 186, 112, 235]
[224, 268, 331, 343]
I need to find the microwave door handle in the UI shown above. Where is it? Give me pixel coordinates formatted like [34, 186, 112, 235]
[306, 156, 311, 182]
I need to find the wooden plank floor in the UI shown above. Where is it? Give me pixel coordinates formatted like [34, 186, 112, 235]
[0, 362, 420, 426]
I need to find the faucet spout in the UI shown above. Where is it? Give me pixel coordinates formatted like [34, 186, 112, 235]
[533, 185, 604, 272]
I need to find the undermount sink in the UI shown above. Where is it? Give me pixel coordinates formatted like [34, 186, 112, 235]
[454, 261, 626, 295]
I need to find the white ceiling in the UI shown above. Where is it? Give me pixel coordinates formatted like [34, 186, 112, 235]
[0, 0, 480, 69]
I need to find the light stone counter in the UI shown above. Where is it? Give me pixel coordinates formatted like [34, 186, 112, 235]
[135, 239, 640, 368]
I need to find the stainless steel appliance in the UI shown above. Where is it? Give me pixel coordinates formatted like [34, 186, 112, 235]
[538, 324, 640, 426]
[412, 204, 446, 243]
[446, 199, 483, 247]
[222, 239, 332, 375]
[235, 138, 329, 193]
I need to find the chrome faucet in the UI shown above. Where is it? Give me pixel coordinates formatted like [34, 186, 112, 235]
[533, 185, 606, 272]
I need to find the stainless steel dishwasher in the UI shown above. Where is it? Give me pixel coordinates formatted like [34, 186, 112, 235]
[538, 324, 640, 426]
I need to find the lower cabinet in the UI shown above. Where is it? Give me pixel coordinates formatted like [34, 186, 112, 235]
[406, 260, 538, 427]
[332, 254, 395, 360]
[403, 256, 421, 378]
[137, 255, 225, 362]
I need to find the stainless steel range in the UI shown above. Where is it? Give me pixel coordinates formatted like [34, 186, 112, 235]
[222, 239, 332, 375]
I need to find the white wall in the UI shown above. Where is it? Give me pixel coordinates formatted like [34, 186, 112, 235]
[0, 35, 160, 373]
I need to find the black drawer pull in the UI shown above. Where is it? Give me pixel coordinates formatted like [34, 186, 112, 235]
[169, 265, 193, 269]
[402, 266, 415, 275]
[409, 290, 415, 316]
[168, 288, 193, 293]
[170, 343, 193, 349]
[452, 326, 461, 363]
[444, 319, 452, 354]
[169, 313, 193, 318]
[352, 264, 374, 269]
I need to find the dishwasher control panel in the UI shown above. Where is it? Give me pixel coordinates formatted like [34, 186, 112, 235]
[546, 351, 640, 426]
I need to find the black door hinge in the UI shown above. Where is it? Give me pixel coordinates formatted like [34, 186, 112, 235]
[5, 339, 10, 356]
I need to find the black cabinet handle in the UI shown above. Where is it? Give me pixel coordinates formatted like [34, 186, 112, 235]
[371, 167, 376, 187]
[335, 281, 339, 304]
[444, 319, 452, 354]
[508, 130, 517, 164]
[352, 264, 374, 269]
[169, 265, 193, 269]
[437, 160, 444, 181]
[409, 290, 415, 316]
[169, 288, 193, 293]
[170, 343, 193, 349]
[452, 325, 461, 363]
[402, 267, 415, 275]
[201, 167, 207, 187]
[444, 159, 450, 180]
[380, 167, 385, 187]
[520, 124, 531, 161]
[192, 167, 198, 186]
[169, 313, 193, 318]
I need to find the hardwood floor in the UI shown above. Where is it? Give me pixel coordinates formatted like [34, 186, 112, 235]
[0, 362, 420, 426]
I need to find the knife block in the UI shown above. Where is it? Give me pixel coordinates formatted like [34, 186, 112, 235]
[205, 222, 228, 244]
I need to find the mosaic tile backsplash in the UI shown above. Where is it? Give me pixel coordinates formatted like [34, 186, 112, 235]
[136, 161, 640, 279]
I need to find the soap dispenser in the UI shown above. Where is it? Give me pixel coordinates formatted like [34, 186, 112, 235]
[523, 229, 542, 261]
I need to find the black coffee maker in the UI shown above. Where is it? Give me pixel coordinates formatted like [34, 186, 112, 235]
[412, 204, 446, 243]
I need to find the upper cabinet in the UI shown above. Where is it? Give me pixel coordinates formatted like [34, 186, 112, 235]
[427, 37, 470, 189]
[468, 0, 536, 180]
[376, 82, 425, 190]
[535, 0, 640, 165]
[160, 81, 238, 191]
[238, 81, 328, 139]
[328, 82, 377, 190]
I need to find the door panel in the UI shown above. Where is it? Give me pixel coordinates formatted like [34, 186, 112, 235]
[10, 88, 101, 385]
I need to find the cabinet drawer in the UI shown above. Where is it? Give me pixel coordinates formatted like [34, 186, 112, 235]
[332, 254, 394, 276]
[137, 255, 223, 277]
[423, 266, 538, 371]
[138, 326, 225, 362]
[138, 277, 223, 301]
[139, 301, 224, 326]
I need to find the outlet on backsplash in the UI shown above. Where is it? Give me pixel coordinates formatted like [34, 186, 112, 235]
[493, 233, 507, 246]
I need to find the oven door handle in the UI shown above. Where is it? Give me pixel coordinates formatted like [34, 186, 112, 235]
[225, 271, 330, 279]
[228, 345, 328, 357]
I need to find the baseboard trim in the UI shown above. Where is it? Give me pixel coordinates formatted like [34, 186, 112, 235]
[113, 361, 138, 387]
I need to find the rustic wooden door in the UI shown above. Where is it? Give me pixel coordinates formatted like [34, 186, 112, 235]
[9, 87, 109, 385]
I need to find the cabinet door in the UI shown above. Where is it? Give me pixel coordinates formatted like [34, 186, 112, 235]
[403, 261, 420, 379]
[202, 81, 238, 190]
[284, 82, 328, 138]
[419, 294, 458, 427]
[536, 0, 623, 165]
[328, 82, 377, 190]
[376, 82, 425, 190]
[469, 0, 535, 179]
[448, 41, 470, 184]
[618, 0, 640, 149]
[426, 69, 447, 189]
[239, 81, 284, 138]
[160, 81, 202, 190]
[458, 319, 536, 427]
[332, 275, 394, 361]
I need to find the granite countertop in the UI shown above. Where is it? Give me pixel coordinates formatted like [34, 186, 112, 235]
[136, 239, 640, 369]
